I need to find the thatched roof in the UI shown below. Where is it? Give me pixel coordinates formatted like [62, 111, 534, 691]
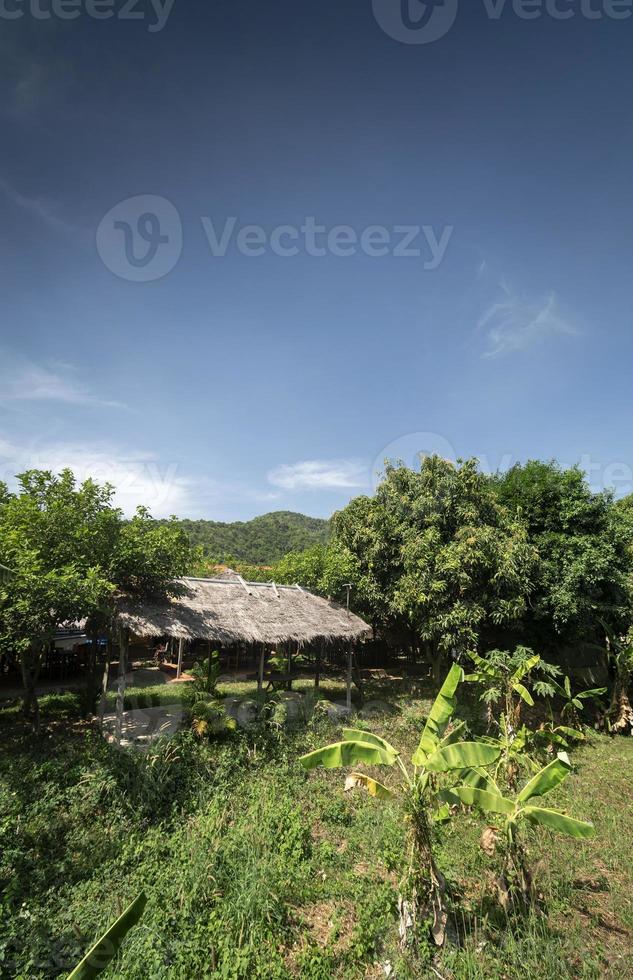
[114, 577, 372, 647]
[0, 563, 14, 584]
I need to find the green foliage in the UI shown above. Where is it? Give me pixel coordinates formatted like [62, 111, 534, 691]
[493, 460, 633, 653]
[190, 650, 221, 696]
[332, 456, 537, 671]
[549, 674, 607, 724]
[0, 469, 192, 722]
[466, 647, 560, 727]
[171, 511, 330, 565]
[190, 698, 237, 739]
[300, 665, 502, 946]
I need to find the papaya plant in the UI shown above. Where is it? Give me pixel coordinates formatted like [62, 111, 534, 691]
[443, 752, 595, 909]
[299, 665, 500, 947]
[465, 647, 559, 730]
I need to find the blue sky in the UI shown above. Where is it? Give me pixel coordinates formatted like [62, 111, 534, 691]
[1, 0, 633, 520]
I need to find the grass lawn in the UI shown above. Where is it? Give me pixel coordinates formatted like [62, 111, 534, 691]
[0, 675, 631, 978]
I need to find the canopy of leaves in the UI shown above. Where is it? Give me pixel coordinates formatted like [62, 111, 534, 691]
[0, 470, 191, 656]
[331, 456, 537, 657]
[493, 460, 633, 653]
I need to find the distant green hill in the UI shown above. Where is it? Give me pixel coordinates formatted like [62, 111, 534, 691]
[173, 511, 330, 565]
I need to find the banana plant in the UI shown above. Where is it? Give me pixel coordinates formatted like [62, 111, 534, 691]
[532, 719, 585, 756]
[549, 674, 607, 727]
[442, 752, 595, 908]
[67, 891, 146, 978]
[299, 664, 500, 946]
[598, 620, 633, 735]
[465, 647, 559, 730]
[479, 713, 540, 788]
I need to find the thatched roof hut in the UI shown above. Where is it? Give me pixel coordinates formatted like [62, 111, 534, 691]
[114, 577, 372, 648]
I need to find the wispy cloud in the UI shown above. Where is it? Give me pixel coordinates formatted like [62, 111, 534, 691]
[0, 356, 125, 410]
[268, 459, 367, 491]
[0, 174, 75, 235]
[479, 287, 578, 358]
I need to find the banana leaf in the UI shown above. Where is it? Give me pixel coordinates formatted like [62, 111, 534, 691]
[513, 654, 541, 683]
[341, 729, 399, 757]
[445, 785, 515, 815]
[345, 772, 394, 799]
[299, 740, 398, 770]
[522, 805, 595, 838]
[517, 753, 571, 803]
[67, 892, 146, 979]
[460, 766, 501, 793]
[432, 803, 452, 824]
[412, 663, 464, 766]
[512, 682, 534, 706]
[425, 741, 500, 773]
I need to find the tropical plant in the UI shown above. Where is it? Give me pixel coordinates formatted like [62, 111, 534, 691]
[600, 622, 633, 734]
[443, 752, 595, 909]
[465, 647, 560, 730]
[479, 714, 540, 788]
[532, 720, 585, 757]
[549, 674, 607, 727]
[190, 650, 222, 696]
[299, 665, 500, 947]
[191, 699, 236, 739]
[67, 891, 146, 978]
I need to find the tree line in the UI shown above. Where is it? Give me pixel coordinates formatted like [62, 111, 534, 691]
[1, 457, 633, 730]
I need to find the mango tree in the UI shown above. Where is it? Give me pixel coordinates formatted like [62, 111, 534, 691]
[299, 665, 500, 946]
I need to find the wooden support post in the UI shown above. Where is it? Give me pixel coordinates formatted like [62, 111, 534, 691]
[206, 640, 213, 693]
[115, 628, 128, 746]
[346, 644, 353, 711]
[286, 642, 293, 691]
[315, 643, 322, 692]
[258, 644, 265, 694]
[176, 638, 184, 679]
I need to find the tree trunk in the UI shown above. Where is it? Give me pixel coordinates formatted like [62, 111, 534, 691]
[83, 635, 100, 717]
[610, 673, 633, 734]
[98, 637, 112, 731]
[21, 647, 41, 735]
[403, 807, 448, 947]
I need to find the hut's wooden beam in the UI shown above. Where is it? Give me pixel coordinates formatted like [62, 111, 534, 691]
[176, 638, 184, 679]
[346, 644, 353, 711]
[258, 644, 265, 694]
[115, 627, 129, 746]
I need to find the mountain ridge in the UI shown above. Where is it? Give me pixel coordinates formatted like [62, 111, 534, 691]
[171, 510, 330, 565]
